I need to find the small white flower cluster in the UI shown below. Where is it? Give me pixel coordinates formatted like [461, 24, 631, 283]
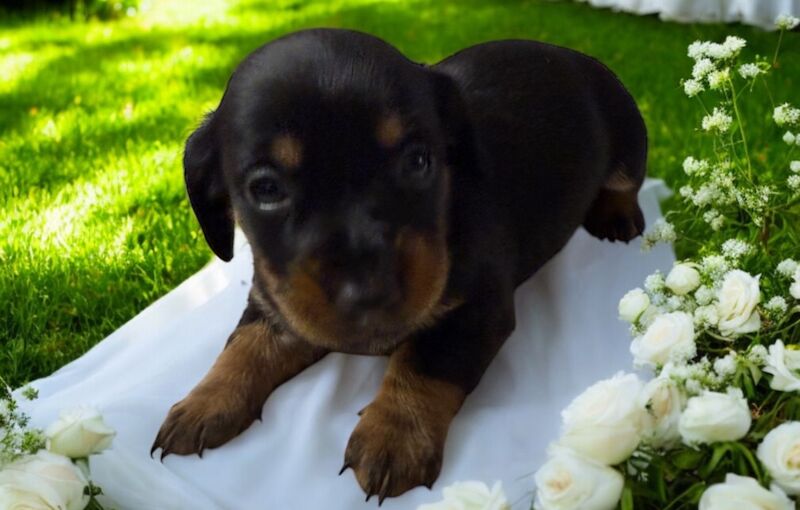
[683, 36, 754, 99]
[0, 405, 115, 510]
[641, 218, 676, 251]
[773, 103, 800, 127]
[783, 131, 800, 146]
[775, 14, 800, 30]
[776, 259, 800, 300]
[701, 107, 733, 133]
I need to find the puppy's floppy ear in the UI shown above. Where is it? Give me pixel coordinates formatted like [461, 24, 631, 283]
[184, 112, 234, 262]
[428, 70, 477, 171]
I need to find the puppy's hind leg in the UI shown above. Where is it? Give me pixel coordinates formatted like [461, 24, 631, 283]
[582, 164, 645, 243]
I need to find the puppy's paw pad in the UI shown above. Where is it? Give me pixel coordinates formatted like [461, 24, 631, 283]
[151, 392, 257, 459]
[343, 404, 443, 503]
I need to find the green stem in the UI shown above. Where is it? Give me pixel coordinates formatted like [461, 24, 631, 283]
[772, 29, 785, 67]
[728, 77, 753, 182]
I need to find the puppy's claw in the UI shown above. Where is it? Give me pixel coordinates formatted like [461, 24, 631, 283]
[378, 472, 392, 506]
[365, 493, 373, 502]
[339, 463, 350, 476]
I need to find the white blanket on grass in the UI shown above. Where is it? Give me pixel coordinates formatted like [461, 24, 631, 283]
[20, 180, 674, 510]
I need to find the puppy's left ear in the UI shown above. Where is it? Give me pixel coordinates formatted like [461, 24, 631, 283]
[184, 112, 235, 262]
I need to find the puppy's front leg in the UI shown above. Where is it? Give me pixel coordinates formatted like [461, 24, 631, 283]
[152, 299, 327, 458]
[344, 291, 515, 502]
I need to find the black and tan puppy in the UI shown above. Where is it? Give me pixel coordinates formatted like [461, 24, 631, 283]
[151, 28, 646, 502]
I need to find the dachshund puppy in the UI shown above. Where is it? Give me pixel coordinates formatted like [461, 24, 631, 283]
[152, 28, 646, 502]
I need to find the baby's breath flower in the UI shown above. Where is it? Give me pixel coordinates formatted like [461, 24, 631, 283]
[720, 36, 746, 58]
[713, 352, 738, 378]
[694, 305, 719, 328]
[695, 285, 715, 306]
[777, 259, 799, 277]
[788, 174, 800, 191]
[721, 239, 752, 259]
[703, 209, 724, 231]
[746, 344, 769, 366]
[688, 41, 711, 60]
[701, 254, 730, 280]
[707, 68, 730, 90]
[738, 63, 762, 79]
[641, 219, 676, 251]
[679, 185, 694, 199]
[685, 378, 704, 395]
[773, 103, 800, 126]
[644, 272, 665, 293]
[775, 14, 800, 30]
[692, 58, 715, 80]
[665, 295, 684, 312]
[683, 156, 709, 176]
[702, 107, 733, 133]
[784, 131, 797, 144]
[683, 79, 704, 97]
[765, 296, 788, 315]
[791, 161, 800, 173]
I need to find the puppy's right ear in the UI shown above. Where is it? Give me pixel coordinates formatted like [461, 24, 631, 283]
[184, 113, 234, 262]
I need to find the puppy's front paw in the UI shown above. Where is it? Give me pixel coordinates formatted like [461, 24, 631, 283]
[343, 401, 445, 504]
[151, 388, 258, 459]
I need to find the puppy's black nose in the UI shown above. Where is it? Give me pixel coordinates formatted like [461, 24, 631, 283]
[335, 278, 398, 315]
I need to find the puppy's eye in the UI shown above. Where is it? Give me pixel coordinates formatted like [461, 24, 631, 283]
[245, 169, 290, 211]
[399, 145, 433, 185]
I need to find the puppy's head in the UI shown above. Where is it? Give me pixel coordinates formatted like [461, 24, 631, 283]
[184, 29, 467, 353]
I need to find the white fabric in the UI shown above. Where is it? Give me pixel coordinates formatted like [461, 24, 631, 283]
[578, 0, 800, 29]
[21, 180, 674, 510]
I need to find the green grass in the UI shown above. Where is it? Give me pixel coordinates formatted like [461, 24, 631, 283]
[1, 0, 798, 388]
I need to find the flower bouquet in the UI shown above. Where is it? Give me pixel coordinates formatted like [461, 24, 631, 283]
[0, 378, 115, 510]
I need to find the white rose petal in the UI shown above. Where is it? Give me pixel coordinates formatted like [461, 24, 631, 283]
[716, 270, 761, 337]
[679, 388, 751, 445]
[534, 447, 623, 510]
[791, 276, 800, 300]
[558, 372, 644, 465]
[631, 312, 696, 368]
[638, 375, 686, 449]
[0, 450, 88, 510]
[46, 406, 115, 459]
[763, 340, 800, 392]
[417, 480, 509, 510]
[618, 288, 650, 323]
[665, 264, 701, 295]
[699, 474, 793, 510]
[757, 422, 800, 496]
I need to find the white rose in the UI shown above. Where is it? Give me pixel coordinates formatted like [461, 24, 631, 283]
[791, 270, 800, 299]
[757, 422, 800, 495]
[534, 447, 623, 510]
[638, 375, 686, 449]
[764, 340, 800, 392]
[679, 388, 751, 445]
[46, 406, 115, 459]
[558, 372, 644, 465]
[630, 312, 696, 368]
[699, 474, 793, 510]
[618, 288, 650, 323]
[417, 480, 509, 510]
[0, 450, 88, 510]
[665, 263, 701, 295]
[716, 270, 761, 337]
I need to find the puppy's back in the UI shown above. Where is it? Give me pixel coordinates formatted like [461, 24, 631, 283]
[433, 40, 646, 279]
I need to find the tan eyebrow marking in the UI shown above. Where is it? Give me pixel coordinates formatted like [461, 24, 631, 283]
[376, 113, 404, 148]
[270, 134, 303, 169]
